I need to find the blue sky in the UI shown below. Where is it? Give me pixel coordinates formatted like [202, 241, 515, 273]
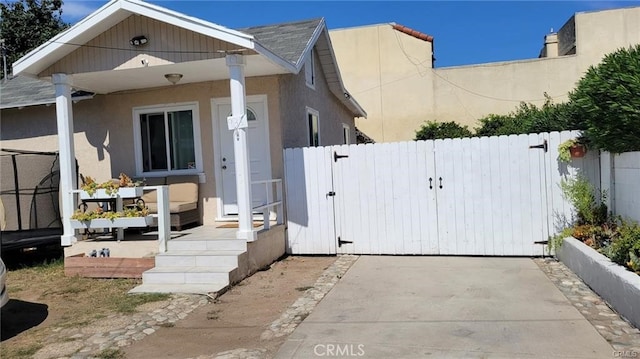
[62, 1, 640, 68]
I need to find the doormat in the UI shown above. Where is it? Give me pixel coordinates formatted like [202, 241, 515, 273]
[216, 222, 263, 228]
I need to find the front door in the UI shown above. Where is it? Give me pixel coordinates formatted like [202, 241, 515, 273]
[213, 95, 271, 217]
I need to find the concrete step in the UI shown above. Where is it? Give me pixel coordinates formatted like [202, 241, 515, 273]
[129, 283, 227, 294]
[154, 250, 244, 267]
[167, 239, 246, 252]
[142, 266, 236, 284]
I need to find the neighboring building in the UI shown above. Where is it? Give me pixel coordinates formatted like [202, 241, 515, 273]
[1, 0, 365, 228]
[330, 6, 640, 142]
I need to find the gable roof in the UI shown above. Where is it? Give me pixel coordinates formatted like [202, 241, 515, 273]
[242, 18, 323, 67]
[8, 0, 365, 116]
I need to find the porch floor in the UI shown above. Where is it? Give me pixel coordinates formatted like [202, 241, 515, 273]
[64, 223, 273, 259]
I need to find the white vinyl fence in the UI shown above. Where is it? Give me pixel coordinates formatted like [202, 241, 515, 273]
[284, 131, 600, 256]
[602, 151, 640, 223]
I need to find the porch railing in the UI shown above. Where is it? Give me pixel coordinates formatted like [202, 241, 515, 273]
[251, 179, 283, 230]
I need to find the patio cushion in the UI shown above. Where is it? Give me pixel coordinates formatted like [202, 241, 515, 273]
[145, 201, 197, 214]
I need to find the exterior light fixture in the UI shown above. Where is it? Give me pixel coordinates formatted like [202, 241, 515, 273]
[130, 35, 148, 47]
[164, 73, 183, 85]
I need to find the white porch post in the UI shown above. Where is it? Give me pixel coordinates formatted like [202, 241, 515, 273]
[226, 54, 257, 241]
[53, 73, 78, 246]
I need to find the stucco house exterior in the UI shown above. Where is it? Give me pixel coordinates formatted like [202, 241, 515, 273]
[330, 6, 640, 142]
[1, 0, 365, 247]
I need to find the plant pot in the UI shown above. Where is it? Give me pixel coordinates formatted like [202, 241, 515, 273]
[569, 144, 586, 158]
[80, 187, 143, 200]
[70, 216, 153, 229]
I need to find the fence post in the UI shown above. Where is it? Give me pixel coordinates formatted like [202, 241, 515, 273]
[600, 151, 615, 215]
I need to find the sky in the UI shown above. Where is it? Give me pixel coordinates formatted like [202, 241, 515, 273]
[61, 1, 640, 68]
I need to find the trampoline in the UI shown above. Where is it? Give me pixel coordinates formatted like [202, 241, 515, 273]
[0, 149, 66, 252]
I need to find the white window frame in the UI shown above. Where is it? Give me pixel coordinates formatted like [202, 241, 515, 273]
[132, 102, 203, 177]
[342, 124, 351, 145]
[305, 48, 316, 90]
[306, 107, 320, 147]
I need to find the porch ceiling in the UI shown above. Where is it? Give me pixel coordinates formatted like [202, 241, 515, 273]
[44, 54, 286, 94]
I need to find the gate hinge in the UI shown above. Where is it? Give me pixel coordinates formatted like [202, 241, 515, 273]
[338, 236, 353, 247]
[528, 139, 548, 152]
[334, 152, 349, 162]
[326, 191, 336, 197]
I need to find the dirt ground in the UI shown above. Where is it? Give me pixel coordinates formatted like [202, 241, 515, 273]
[1, 252, 336, 359]
[124, 255, 337, 358]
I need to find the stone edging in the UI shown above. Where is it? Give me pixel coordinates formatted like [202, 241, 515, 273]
[557, 236, 640, 329]
[260, 254, 359, 341]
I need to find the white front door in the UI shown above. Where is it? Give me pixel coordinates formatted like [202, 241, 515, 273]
[213, 95, 271, 217]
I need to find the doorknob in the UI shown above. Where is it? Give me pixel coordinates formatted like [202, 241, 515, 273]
[222, 165, 227, 170]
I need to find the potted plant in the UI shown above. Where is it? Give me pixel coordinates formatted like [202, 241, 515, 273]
[70, 206, 152, 229]
[80, 173, 143, 199]
[558, 139, 586, 162]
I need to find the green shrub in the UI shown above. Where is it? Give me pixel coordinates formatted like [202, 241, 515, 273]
[560, 176, 608, 226]
[606, 221, 640, 267]
[415, 121, 472, 140]
[569, 44, 640, 153]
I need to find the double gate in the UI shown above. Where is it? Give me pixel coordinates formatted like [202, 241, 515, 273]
[284, 131, 599, 256]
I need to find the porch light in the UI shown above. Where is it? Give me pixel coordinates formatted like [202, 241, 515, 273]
[130, 35, 148, 47]
[164, 73, 183, 85]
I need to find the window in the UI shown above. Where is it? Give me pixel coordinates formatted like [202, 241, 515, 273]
[305, 48, 315, 89]
[343, 124, 351, 145]
[307, 107, 320, 147]
[134, 103, 202, 175]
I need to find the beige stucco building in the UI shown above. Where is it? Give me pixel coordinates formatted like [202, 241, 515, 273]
[330, 6, 640, 142]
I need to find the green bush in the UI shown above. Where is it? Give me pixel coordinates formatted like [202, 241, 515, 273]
[606, 221, 640, 268]
[560, 176, 608, 226]
[569, 44, 640, 153]
[415, 121, 472, 140]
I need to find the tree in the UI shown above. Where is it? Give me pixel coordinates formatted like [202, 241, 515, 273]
[0, 0, 68, 78]
[569, 44, 640, 153]
[414, 121, 472, 141]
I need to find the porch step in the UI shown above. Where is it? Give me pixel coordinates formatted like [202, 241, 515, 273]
[154, 250, 244, 267]
[167, 239, 246, 251]
[142, 266, 237, 284]
[129, 283, 227, 294]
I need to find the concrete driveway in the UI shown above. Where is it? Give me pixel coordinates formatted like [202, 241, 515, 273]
[275, 256, 614, 358]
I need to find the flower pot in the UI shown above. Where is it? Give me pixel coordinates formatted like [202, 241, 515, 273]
[569, 144, 586, 158]
[70, 216, 153, 229]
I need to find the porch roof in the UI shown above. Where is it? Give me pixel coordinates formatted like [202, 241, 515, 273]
[9, 0, 366, 117]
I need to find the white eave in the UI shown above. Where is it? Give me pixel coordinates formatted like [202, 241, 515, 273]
[12, 0, 296, 76]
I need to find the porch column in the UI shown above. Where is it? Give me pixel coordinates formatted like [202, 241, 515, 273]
[53, 73, 78, 246]
[226, 54, 257, 241]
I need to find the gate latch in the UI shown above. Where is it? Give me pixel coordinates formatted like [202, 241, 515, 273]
[326, 191, 336, 197]
[528, 139, 548, 152]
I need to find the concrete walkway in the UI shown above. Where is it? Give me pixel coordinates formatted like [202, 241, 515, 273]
[275, 256, 615, 358]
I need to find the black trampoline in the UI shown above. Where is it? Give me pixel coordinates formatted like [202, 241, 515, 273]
[0, 149, 64, 252]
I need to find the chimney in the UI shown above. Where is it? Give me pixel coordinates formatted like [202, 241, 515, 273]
[544, 33, 559, 57]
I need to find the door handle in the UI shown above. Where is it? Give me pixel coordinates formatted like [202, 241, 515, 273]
[428, 177, 433, 190]
[439, 177, 443, 189]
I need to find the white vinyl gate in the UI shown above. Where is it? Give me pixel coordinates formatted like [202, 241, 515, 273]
[284, 131, 600, 256]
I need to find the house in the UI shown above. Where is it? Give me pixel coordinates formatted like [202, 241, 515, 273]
[0, 0, 366, 292]
[1, 0, 365, 291]
[329, 6, 640, 142]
